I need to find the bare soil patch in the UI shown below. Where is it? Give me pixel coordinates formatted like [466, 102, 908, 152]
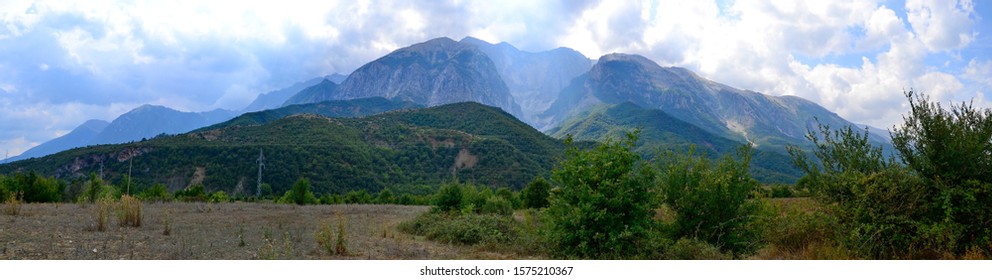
[0, 202, 512, 259]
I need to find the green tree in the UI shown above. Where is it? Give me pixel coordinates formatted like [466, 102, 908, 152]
[433, 182, 463, 212]
[890, 90, 992, 255]
[521, 176, 550, 209]
[285, 178, 317, 205]
[546, 132, 656, 259]
[375, 189, 395, 204]
[658, 145, 761, 256]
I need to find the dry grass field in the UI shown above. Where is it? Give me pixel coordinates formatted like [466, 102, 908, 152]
[0, 202, 525, 260]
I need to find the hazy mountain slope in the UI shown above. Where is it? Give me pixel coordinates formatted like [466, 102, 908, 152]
[89, 105, 237, 145]
[282, 79, 339, 106]
[6, 119, 109, 162]
[242, 76, 326, 112]
[200, 97, 422, 131]
[544, 53, 888, 153]
[460, 37, 592, 129]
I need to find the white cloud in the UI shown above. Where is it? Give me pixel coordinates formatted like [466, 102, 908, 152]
[906, 0, 976, 51]
[0, 0, 986, 155]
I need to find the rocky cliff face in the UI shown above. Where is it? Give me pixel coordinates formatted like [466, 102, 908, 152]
[545, 53, 884, 151]
[460, 37, 591, 129]
[332, 37, 522, 118]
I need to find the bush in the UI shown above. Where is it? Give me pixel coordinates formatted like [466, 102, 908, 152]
[343, 189, 372, 204]
[138, 183, 171, 202]
[664, 238, 729, 260]
[545, 132, 656, 259]
[521, 177, 550, 209]
[658, 145, 762, 256]
[433, 182, 463, 212]
[375, 189, 394, 204]
[281, 178, 317, 205]
[4, 191, 22, 216]
[400, 212, 515, 245]
[175, 184, 208, 202]
[480, 196, 513, 216]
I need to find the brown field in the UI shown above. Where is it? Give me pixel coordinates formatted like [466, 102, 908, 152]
[0, 202, 524, 260]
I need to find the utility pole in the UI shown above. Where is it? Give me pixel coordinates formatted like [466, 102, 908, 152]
[256, 149, 265, 198]
[127, 153, 133, 196]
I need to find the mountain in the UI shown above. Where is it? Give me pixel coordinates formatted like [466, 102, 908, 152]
[281, 79, 339, 106]
[548, 102, 801, 183]
[544, 53, 888, 153]
[303, 37, 523, 118]
[0, 103, 561, 195]
[90, 105, 237, 145]
[6, 119, 109, 162]
[460, 37, 592, 129]
[201, 97, 422, 131]
[242, 76, 327, 112]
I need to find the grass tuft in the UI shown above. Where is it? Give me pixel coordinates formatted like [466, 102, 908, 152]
[115, 195, 142, 227]
[4, 191, 23, 216]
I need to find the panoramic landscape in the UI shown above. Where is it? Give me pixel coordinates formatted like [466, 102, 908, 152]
[1, 1, 991, 262]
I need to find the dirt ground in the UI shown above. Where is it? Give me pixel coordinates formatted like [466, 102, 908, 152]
[0, 202, 516, 260]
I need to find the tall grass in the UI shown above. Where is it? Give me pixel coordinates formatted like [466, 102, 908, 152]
[115, 195, 142, 227]
[4, 191, 23, 216]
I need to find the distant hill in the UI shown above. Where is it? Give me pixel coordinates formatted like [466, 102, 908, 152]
[0, 103, 562, 195]
[281, 79, 339, 106]
[549, 102, 801, 183]
[544, 53, 889, 153]
[201, 97, 422, 131]
[89, 105, 237, 145]
[242, 76, 327, 112]
[6, 119, 109, 162]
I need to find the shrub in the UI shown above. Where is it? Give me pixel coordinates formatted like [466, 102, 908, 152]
[433, 182, 463, 212]
[494, 187, 519, 209]
[283, 178, 317, 205]
[343, 189, 372, 204]
[138, 183, 171, 202]
[209, 191, 230, 203]
[315, 221, 336, 255]
[480, 196, 513, 216]
[664, 238, 729, 260]
[658, 145, 762, 256]
[521, 177, 550, 209]
[545, 132, 656, 259]
[175, 184, 207, 202]
[115, 195, 142, 227]
[400, 212, 515, 245]
[375, 189, 394, 204]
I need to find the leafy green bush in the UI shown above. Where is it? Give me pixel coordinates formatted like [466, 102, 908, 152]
[343, 189, 372, 204]
[175, 184, 208, 202]
[433, 182, 463, 212]
[399, 212, 515, 245]
[282, 178, 317, 205]
[663, 238, 729, 260]
[658, 145, 762, 256]
[138, 183, 171, 202]
[209, 191, 230, 203]
[480, 196, 513, 216]
[521, 176, 550, 209]
[545, 132, 656, 259]
[375, 189, 394, 204]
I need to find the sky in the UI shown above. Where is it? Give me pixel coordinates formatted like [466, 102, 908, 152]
[0, 0, 989, 158]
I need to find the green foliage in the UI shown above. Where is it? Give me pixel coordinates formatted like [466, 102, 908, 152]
[138, 183, 171, 202]
[890, 90, 992, 255]
[209, 191, 230, 203]
[787, 90, 992, 258]
[282, 178, 317, 205]
[494, 187, 519, 209]
[375, 189, 394, 204]
[0, 171, 64, 203]
[658, 145, 762, 256]
[480, 196, 513, 216]
[174, 184, 207, 202]
[399, 211, 516, 245]
[545, 132, 656, 259]
[521, 176, 550, 209]
[433, 182, 463, 212]
[343, 189, 372, 204]
[663, 238, 729, 260]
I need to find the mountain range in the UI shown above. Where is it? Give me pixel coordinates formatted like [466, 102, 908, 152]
[4, 36, 891, 186]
